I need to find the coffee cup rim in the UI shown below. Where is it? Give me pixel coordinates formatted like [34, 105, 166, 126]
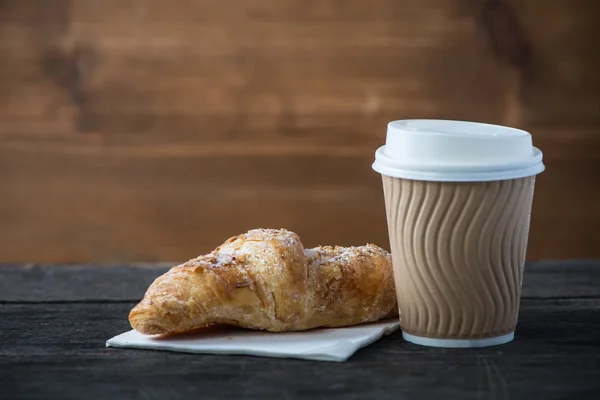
[372, 120, 545, 182]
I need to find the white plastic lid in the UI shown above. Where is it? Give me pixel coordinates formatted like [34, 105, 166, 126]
[372, 119, 545, 182]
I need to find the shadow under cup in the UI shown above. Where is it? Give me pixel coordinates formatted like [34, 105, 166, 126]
[382, 175, 536, 347]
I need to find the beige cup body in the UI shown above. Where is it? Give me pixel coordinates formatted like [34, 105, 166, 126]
[382, 175, 536, 339]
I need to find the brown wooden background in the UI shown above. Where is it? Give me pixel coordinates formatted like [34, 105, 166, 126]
[1, 0, 599, 263]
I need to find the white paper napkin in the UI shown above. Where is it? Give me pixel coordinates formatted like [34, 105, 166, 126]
[106, 319, 400, 362]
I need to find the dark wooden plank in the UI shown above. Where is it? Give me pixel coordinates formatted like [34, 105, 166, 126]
[0, 263, 171, 302]
[0, 261, 598, 302]
[1, 299, 599, 399]
[523, 260, 600, 298]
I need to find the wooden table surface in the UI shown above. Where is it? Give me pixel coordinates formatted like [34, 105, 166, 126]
[2, 261, 600, 399]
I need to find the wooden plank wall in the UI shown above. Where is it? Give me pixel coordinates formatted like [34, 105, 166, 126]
[1, 0, 599, 262]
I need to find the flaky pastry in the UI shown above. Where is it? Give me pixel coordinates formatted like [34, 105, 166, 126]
[129, 229, 397, 334]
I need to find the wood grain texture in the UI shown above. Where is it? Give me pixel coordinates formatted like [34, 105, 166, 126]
[2, 260, 598, 302]
[1, 262, 599, 399]
[2, 299, 600, 399]
[1, 0, 599, 262]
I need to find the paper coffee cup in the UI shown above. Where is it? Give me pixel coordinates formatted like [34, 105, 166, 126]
[372, 120, 544, 348]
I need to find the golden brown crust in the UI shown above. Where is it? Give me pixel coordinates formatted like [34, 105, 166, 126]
[129, 229, 397, 334]
[304, 245, 398, 329]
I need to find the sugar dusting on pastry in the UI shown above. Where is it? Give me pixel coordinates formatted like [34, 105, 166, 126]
[129, 229, 397, 335]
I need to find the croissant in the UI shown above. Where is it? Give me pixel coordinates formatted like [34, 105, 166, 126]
[129, 229, 397, 334]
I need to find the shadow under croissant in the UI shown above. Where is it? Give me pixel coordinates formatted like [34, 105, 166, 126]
[150, 325, 244, 341]
[146, 319, 401, 341]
